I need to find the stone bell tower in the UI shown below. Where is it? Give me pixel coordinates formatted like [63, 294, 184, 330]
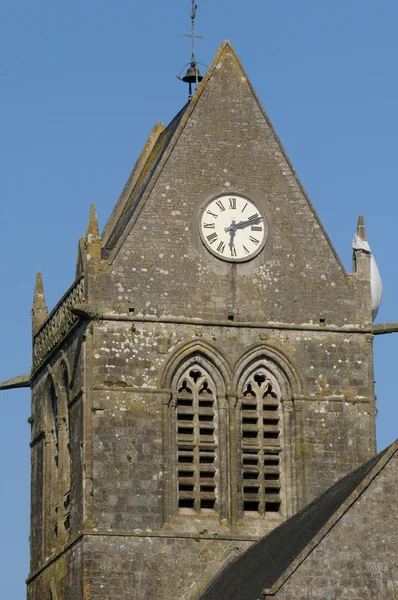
[5, 41, 379, 599]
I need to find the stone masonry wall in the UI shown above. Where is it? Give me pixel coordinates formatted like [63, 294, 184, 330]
[83, 535, 252, 600]
[87, 318, 375, 533]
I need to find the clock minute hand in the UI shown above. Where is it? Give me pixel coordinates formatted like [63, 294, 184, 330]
[235, 216, 263, 230]
[225, 216, 262, 232]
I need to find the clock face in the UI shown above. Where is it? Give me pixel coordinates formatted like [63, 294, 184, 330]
[199, 194, 267, 262]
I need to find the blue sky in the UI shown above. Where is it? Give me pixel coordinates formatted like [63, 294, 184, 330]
[1, 1, 398, 597]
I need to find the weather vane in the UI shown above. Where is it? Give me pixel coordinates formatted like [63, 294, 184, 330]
[177, 1, 206, 100]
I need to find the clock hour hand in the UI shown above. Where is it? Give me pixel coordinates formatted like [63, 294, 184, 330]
[227, 220, 236, 249]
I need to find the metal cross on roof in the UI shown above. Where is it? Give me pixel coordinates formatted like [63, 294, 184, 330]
[184, 1, 203, 65]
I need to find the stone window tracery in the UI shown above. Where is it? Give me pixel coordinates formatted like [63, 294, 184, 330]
[175, 367, 219, 513]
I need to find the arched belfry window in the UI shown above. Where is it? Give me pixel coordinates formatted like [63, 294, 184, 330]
[240, 368, 283, 516]
[58, 364, 71, 536]
[43, 366, 72, 555]
[44, 377, 59, 553]
[175, 366, 219, 513]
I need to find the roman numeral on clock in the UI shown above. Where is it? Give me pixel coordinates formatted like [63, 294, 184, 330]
[249, 236, 260, 245]
[206, 210, 218, 219]
[217, 241, 226, 254]
[243, 245, 250, 255]
[229, 197, 236, 209]
[230, 246, 237, 257]
[206, 232, 218, 244]
[251, 225, 262, 231]
[203, 223, 215, 229]
[249, 213, 259, 221]
[216, 200, 225, 212]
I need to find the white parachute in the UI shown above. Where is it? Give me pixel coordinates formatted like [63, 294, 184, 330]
[352, 233, 383, 322]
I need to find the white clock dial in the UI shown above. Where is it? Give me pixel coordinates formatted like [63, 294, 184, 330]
[200, 194, 267, 262]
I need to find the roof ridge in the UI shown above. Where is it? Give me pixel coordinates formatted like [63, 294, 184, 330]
[101, 121, 165, 246]
[263, 440, 398, 595]
[290, 443, 392, 520]
[197, 441, 398, 600]
[265, 441, 398, 594]
[102, 103, 189, 257]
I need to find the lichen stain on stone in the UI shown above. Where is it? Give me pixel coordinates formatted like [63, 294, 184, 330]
[296, 443, 312, 459]
[83, 568, 91, 600]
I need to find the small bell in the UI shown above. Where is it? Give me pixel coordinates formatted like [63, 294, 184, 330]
[182, 62, 203, 84]
[178, 1, 205, 99]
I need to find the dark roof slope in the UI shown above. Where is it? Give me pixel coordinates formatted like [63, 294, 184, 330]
[102, 103, 189, 256]
[198, 444, 395, 600]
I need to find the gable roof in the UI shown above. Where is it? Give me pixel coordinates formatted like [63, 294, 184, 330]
[100, 40, 345, 272]
[197, 441, 398, 600]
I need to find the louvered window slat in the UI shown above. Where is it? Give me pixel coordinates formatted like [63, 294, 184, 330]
[176, 368, 218, 513]
[241, 371, 282, 515]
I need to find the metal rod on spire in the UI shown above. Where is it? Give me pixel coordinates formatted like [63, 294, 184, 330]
[177, 0, 205, 100]
[190, 1, 198, 63]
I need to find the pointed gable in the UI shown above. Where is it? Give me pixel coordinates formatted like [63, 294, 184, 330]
[98, 41, 370, 326]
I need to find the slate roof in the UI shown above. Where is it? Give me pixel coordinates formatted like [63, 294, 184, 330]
[197, 442, 397, 600]
[102, 102, 189, 256]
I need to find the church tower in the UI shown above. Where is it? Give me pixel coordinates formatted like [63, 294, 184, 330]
[25, 41, 376, 599]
